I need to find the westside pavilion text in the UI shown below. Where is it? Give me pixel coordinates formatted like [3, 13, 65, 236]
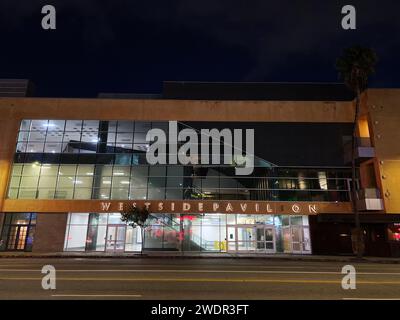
[99, 200, 321, 215]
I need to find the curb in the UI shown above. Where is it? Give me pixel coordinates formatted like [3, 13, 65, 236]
[0, 253, 399, 263]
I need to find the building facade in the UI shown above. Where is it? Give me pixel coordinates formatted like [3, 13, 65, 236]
[0, 83, 399, 256]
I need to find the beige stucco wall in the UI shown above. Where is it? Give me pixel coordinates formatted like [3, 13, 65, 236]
[0, 119, 22, 211]
[0, 97, 354, 123]
[367, 89, 400, 214]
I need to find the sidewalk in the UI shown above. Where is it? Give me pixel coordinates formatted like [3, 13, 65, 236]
[0, 251, 400, 263]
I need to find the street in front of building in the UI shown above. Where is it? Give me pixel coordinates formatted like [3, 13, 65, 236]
[0, 258, 400, 300]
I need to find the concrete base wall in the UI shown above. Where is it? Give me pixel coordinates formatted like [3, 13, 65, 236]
[33, 213, 68, 253]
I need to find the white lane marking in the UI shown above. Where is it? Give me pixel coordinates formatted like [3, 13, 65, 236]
[0, 264, 323, 269]
[1, 264, 319, 268]
[52, 294, 142, 297]
[0, 264, 39, 267]
[0, 269, 400, 275]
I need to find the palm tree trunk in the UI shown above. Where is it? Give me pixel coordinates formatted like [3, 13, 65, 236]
[140, 227, 144, 256]
[351, 89, 363, 258]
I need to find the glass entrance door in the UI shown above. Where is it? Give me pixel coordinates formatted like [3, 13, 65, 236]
[1, 213, 36, 252]
[105, 225, 126, 252]
[255, 226, 275, 253]
[291, 226, 303, 253]
[237, 226, 257, 252]
[227, 225, 276, 253]
[257, 226, 276, 253]
[282, 226, 312, 254]
[6, 225, 28, 251]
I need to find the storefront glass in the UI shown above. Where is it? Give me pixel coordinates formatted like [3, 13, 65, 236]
[64, 212, 142, 252]
[63, 213, 311, 254]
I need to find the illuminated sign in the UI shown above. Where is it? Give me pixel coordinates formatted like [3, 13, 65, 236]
[3, 199, 352, 214]
[99, 200, 320, 215]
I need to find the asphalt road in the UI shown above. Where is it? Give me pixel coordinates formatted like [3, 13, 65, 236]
[0, 258, 400, 300]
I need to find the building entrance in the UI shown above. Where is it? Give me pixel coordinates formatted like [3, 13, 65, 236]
[282, 225, 311, 254]
[0, 213, 36, 252]
[7, 225, 28, 250]
[105, 225, 126, 252]
[227, 225, 276, 253]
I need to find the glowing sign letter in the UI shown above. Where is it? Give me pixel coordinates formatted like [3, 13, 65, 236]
[100, 202, 111, 211]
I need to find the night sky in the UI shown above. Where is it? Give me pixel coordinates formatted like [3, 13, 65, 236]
[1, 0, 399, 97]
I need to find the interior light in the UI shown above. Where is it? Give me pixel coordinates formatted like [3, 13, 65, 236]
[318, 172, 328, 190]
[31, 161, 40, 167]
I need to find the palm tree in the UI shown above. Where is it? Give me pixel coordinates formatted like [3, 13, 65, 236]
[336, 46, 378, 258]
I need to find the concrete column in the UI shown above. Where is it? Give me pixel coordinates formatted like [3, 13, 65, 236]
[0, 119, 20, 211]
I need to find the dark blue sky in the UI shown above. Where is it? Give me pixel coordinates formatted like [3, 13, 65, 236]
[1, 0, 399, 97]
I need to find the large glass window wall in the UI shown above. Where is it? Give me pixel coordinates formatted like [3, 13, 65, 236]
[8, 119, 352, 202]
[8, 163, 350, 201]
